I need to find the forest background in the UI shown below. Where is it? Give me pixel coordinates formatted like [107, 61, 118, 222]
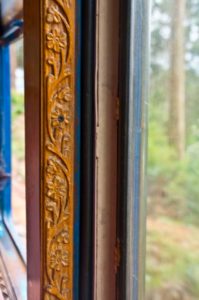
[146, 0, 199, 299]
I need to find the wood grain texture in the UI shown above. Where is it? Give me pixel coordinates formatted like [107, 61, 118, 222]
[25, 0, 76, 298]
[43, 0, 75, 299]
[24, 0, 42, 298]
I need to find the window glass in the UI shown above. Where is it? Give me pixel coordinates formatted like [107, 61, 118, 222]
[10, 38, 26, 246]
[146, 0, 199, 299]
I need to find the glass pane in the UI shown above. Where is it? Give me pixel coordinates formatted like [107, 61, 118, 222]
[146, 0, 199, 299]
[10, 39, 26, 246]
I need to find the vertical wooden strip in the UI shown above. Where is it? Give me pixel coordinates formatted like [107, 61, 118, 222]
[25, 0, 41, 298]
[25, 0, 76, 298]
[43, 0, 76, 299]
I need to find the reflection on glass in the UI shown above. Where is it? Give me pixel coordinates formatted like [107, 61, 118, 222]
[10, 39, 26, 245]
[146, 0, 199, 299]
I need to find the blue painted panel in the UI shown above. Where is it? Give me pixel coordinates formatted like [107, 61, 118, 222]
[0, 46, 12, 218]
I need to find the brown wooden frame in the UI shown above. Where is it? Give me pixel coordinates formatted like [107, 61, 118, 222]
[25, 0, 76, 299]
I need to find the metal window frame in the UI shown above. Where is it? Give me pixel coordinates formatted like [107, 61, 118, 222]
[117, 0, 150, 299]
[80, 0, 96, 299]
[0, 24, 26, 300]
[0, 38, 26, 263]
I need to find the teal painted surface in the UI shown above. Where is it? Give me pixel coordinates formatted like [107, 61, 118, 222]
[0, 46, 12, 217]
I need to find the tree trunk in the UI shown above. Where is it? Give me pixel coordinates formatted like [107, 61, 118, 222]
[169, 0, 186, 159]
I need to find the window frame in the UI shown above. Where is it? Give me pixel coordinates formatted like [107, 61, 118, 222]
[117, 0, 150, 298]
[0, 42, 27, 261]
[0, 42, 26, 300]
[0, 0, 151, 299]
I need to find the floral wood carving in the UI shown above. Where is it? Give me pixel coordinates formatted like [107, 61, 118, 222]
[43, 0, 75, 299]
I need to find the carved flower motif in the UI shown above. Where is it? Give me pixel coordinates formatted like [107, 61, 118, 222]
[50, 245, 69, 271]
[47, 176, 66, 200]
[47, 5, 61, 24]
[47, 29, 66, 53]
[51, 107, 69, 130]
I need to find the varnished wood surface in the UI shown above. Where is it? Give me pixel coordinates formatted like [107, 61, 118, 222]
[25, 0, 76, 299]
[43, 0, 75, 298]
[24, 0, 41, 298]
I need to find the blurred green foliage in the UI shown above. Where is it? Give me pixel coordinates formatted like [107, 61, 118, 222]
[12, 92, 25, 161]
[12, 91, 24, 120]
[148, 69, 199, 225]
[147, 1, 199, 297]
[147, 68, 199, 299]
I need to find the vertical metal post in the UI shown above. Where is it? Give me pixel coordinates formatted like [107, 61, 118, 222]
[74, 0, 82, 299]
[117, 0, 150, 299]
[80, 0, 95, 298]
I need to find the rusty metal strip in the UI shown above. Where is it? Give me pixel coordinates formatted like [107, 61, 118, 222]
[43, 0, 75, 298]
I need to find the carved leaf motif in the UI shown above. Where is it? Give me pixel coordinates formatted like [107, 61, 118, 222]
[44, 0, 74, 298]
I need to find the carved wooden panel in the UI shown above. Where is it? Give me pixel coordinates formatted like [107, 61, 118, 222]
[43, 0, 75, 299]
